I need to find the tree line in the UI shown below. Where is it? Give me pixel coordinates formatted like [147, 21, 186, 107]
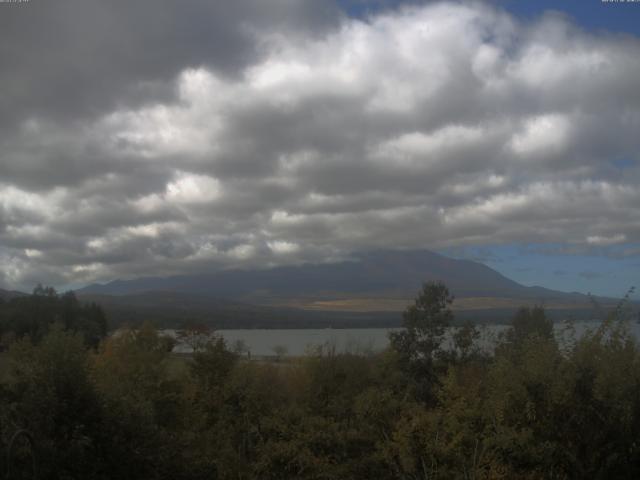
[0, 283, 638, 479]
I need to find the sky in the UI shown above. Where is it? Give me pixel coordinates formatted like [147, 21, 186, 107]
[0, 0, 639, 298]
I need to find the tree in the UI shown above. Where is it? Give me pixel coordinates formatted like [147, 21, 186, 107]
[0, 286, 107, 347]
[92, 322, 188, 478]
[232, 339, 250, 357]
[504, 305, 553, 347]
[190, 336, 238, 397]
[272, 345, 288, 362]
[452, 320, 481, 362]
[389, 281, 454, 403]
[178, 321, 213, 354]
[4, 325, 104, 478]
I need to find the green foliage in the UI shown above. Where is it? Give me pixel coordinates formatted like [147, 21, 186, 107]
[505, 305, 554, 345]
[3, 325, 103, 479]
[391, 281, 454, 361]
[92, 322, 191, 479]
[0, 284, 639, 479]
[452, 320, 482, 362]
[190, 336, 238, 397]
[0, 286, 107, 348]
[389, 281, 454, 403]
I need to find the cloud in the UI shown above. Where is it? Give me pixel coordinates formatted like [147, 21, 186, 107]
[0, 0, 341, 126]
[1, 1, 640, 289]
[579, 271, 605, 280]
[586, 234, 627, 246]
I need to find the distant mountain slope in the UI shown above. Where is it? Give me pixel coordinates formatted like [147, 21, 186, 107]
[0, 288, 27, 301]
[77, 249, 586, 302]
[76, 291, 399, 329]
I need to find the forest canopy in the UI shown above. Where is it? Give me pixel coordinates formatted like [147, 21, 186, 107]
[0, 283, 638, 479]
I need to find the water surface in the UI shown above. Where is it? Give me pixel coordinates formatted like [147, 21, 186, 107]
[167, 321, 640, 356]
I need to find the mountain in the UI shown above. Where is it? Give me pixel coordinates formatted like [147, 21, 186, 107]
[77, 290, 399, 329]
[0, 288, 27, 301]
[77, 249, 589, 304]
[75, 250, 623, 327]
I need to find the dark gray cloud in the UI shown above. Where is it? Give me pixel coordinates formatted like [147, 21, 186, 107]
[1, 1, 640, 289]
[0, 0, 340, 125]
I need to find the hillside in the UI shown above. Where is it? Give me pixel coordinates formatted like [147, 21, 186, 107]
[75, 250, 610, 327]
[0, 288, 27, 301]
[78, 249, 591, 302]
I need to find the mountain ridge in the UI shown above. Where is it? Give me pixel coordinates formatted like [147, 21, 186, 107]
[76, 249, 592, 304]
[0, 288, 28, 301]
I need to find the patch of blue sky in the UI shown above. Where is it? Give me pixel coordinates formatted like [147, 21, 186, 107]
[439, 243, 640, 299]
[497, 0, 640, 36]
[337, 0, 640, 37]
[612, 158, 637, 169]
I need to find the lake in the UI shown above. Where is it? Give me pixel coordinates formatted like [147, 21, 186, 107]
[165, 320, 640, 356]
